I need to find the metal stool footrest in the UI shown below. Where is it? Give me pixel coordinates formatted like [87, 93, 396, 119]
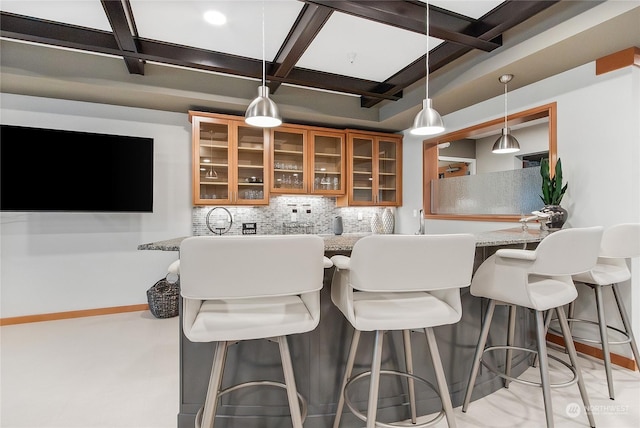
[549, 318, 633, 346]
[481, 345, 578, 388]
[344, 369, 445, 428]
[195, 380, 308, 428]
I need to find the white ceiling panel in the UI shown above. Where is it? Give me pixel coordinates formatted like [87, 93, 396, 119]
[129, 0, 304, 60]
[0, 0, 111, 31]
[298, 11, 442, 82]
[427, 0, 504, 19]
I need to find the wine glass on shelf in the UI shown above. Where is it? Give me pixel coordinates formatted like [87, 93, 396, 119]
[205, 130, 218, 180]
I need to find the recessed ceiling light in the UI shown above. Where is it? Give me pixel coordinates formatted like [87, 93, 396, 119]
[203, 10, 226, 26]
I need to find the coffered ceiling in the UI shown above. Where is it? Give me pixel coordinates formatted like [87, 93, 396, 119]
[1, 1, 638, 131]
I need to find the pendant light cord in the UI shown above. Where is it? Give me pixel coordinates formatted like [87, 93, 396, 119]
[425, 1, 430, 100]
[503, 79, 508, 129]
[261, 1, 266, 88]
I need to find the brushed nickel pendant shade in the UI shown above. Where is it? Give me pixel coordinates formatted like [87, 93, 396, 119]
[245, 2, 281, 128]
[410, 1, 444, 136]
[492, 74, 520, 154]
[245, 85, 281, 127]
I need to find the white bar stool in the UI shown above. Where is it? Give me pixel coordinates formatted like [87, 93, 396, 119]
[462, 226, 603, 428]
[330, 234, 477, 428]
[567, 223, 640, 400]
[179, 235, 326, 428]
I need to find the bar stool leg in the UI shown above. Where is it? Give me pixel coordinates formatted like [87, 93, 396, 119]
[567, 300, 576, 331]
[278, 336, 304, 428]
[594, 285, 615, 400]
[505, 305, 516, 388]
[462, 299, 496, 412]
[425, 327, 457, 428]
[532, 309, 554, 368]
[366, 330, 385, 428]
[534, 309, 555, 428]
[333, 330, 361, 428]
[403, 329, 417, 423]
[612, 284, 640, 371]
[555, 307, 596, 428]
[201, 341, 228, 428]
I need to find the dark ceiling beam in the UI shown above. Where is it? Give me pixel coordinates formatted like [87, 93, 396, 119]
[301, 0, 501, 51]
[359, 0, 559, 108]
[0, 0, 560, 108]
[0, 12, 120, 54]
[268, 3, 333, 94]
[100, 0, 144, 75]
[0, 12, 399, 101]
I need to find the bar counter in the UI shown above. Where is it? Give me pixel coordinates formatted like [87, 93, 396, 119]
[138, 227, 544, 252]
[139, 228, 545, 428]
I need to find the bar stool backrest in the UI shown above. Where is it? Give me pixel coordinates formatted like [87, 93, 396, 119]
[599, 223, 640, 259]
[348, 234, 476, 292]
[179, 235, 325, 300]
[528, 226, 604, 276]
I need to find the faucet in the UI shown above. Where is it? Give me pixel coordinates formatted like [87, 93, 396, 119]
[416, 209, 425, 235]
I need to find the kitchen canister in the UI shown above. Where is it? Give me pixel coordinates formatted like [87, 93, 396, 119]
[382, 207, 395, 234]
[333, 216, 343, 235]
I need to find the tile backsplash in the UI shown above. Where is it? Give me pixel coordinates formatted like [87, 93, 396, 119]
[192, 196, 388, 236]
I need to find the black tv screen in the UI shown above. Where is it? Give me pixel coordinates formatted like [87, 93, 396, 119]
[0, 125, 154, 212]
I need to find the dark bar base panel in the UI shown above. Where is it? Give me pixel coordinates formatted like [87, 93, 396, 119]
[178, 247, 536, 428]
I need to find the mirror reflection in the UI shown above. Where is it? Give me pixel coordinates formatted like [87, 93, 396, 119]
[422, 102, 557, 221]
[438, 121, 549, 178]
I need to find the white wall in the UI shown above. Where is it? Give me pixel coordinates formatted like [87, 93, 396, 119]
[2, 60, 639, 360]
[1, 94, 193, 318]
[398, 61, 640, 357]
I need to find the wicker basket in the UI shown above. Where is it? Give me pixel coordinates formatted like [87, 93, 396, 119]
[146, 276, 179, 319]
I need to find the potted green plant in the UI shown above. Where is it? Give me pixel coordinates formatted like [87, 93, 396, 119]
[540, 157, 568, 229]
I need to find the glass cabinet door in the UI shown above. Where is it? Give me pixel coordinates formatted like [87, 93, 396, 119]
[310, 130, 345, 195]
[350, 135, 374, 204]
[341, 132, 402, 206]
[192, 115, 269, 206]
[271, 127, 307, 194]
[377, 137, 399, 205]
[235, 124, 268, 204]
[194, 117, 231, 204]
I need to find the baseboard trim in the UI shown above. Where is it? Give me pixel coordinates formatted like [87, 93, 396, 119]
[547, 332, 638, 371]
[0, 304, 149, 326]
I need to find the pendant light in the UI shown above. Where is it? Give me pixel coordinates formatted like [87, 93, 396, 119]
[245, 1, 282, 128]
[410, 1, 444, 136]
[492, 74, 520, 154]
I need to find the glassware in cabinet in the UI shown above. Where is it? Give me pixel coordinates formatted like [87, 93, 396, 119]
[270, 127, 307, 194]
[235, 124, 268, 204]
[190, 112, 269, 205]
[339, 132, 402, 206]
[194, 118, 231, 204]
[309, 130, 345, 195]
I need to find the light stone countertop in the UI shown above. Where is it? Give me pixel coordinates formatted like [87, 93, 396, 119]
[137, 228, 544, 252]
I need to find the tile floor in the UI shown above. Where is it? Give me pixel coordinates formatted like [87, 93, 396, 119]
[1, 311, 638, 428]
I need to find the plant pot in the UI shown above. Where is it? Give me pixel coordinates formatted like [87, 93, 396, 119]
[540, 205, 568, 231]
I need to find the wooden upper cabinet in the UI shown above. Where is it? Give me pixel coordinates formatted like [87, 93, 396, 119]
[270, 124, 345, 196]
[190, 112, 269, 206]
[189, 111, 400, 207]
[338, 131, 402, 207]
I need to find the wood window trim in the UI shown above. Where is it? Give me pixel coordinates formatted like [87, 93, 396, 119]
[421, 102, 557, 222]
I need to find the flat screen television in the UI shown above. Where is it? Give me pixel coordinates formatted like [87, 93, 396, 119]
[0, 124, 154, 212]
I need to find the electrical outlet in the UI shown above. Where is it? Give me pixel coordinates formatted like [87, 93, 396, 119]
[357, 211, 363, 221]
